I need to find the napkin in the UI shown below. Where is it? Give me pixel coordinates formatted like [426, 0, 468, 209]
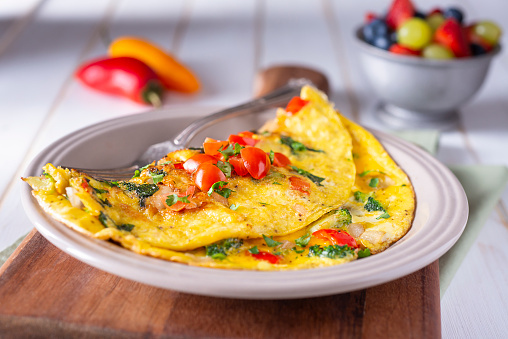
[2, 131, 507, 300]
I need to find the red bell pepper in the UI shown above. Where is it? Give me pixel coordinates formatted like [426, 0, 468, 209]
[75, 56, 164, 106]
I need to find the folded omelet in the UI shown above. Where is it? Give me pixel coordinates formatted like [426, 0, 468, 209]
[23, 86, 415, 270]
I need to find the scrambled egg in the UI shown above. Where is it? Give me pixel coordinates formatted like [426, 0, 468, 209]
[23, 86, 415, 270]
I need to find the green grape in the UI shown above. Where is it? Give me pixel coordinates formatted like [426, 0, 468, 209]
[422, 43, 454, 59]
[473, 21, 502, 46]
[397, 18, 432, 50]
[426, 13, 445, 32]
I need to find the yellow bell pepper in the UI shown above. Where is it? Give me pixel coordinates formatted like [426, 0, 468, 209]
[109, 37, 200, 93]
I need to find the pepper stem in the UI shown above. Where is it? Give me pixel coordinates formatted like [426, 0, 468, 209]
[146, 91, 162, 107]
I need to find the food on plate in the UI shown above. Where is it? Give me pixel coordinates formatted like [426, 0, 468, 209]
[109, 37, 200, 93]
[23, 86, 415, 270]
[362, 0, 502, 58]
[75, 57, 164, 107]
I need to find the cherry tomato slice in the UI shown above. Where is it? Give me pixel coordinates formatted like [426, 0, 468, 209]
[183, 154, 218, 174]
[312, 229, 358, 248]
[203, 140, 229, 156]
[193, 162, 226, 192]
[228, 134, 258, 146]
[238, 130, 254, 138]
[229, 155, 249, 176]
[272, 152, 291, 167]
[240, 147, 271, 180]
[289, 176, 310, 194]
[285, 96, 309, 114]
[251, 251, 280, 264]
[173, 162, 184, 170]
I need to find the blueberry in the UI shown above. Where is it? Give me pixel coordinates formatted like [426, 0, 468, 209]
[414, 11, 425, 19]
[470, 43, 486, 56]
[444, 7, 464, 23]
[372, 34, 393, 50]
[363, 19, 388, 43]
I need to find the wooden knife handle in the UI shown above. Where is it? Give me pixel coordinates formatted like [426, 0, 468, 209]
[253, 65, 329, 97]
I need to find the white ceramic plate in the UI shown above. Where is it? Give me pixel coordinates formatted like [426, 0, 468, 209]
[21, 107, 468, 299]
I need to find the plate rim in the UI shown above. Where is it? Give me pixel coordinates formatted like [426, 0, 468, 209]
[20, 108, 469, 299]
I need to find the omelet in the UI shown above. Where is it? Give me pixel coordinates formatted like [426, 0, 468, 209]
[23, 86, 415, 270]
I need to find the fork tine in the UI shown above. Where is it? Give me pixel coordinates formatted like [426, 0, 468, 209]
[68, 165, 139, 181]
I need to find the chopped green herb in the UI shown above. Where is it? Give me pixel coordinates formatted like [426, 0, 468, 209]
[208, 181, 232, 198]
[216, 161, 232, 177]
[263, 234, 282, 247]
[268, 150, 275, 164]
[272, 181, 282, 185]
[308, 244, 355, 259]
[98, 211, 109, 227]
[358, 248, 371, 258]
[291, 166, 325, 186]
[165, 194, 190, 207]
[222, 238, 243, 250]
[336, 208, 352, 226]
[376, 211, 390, 220]
[249, 246, 259, 254]
[280, 135, 324, 154]
[259, 202, 270, 206]
[354, 191, 369, 203]
[295, 233, 311, 247]
[359, 170, 373, 177]
[205, 244, 226, 260]
[132, 163, 152, 178]
[292, 247, 305, 254]
[118, 224, 134, 232]
[120, 182, 159, 207]
[189, 147, 204, 152]
[229, 204, 239, 211]
[364, 196, 384, 212]
[91, 186, 108, 194]
[150, 169, 166, 184]
[369, 178, 379, 188]
[218, 142, 242, 161]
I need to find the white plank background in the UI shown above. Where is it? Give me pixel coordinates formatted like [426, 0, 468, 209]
[1, 0, 507, 337]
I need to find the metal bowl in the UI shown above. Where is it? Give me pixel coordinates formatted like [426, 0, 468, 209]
[354, 27, 501, 128]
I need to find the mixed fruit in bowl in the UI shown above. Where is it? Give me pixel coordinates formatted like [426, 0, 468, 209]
[362, 0, 502, 59]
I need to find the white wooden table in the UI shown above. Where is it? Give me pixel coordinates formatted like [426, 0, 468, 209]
[1, 0, 507, 337]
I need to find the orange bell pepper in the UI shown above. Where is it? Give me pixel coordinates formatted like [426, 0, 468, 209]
[109, 37, 200, 93]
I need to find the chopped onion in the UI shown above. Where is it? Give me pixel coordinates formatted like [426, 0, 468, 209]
[347, 223, 365, 238]
[211, 192, 228, 206]
[65, 187, 83, 208]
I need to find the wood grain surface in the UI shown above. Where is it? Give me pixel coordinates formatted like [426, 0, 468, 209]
[0, 230, 440, 339]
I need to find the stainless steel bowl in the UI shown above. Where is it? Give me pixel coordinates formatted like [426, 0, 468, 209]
[354, 27, 501, 128]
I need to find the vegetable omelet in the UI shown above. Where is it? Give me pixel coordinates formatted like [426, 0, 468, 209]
[23, 86, 415, 270]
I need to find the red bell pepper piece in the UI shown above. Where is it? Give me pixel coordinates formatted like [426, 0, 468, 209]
[285, 97, 309, 114]
[75, 56, 164, 106]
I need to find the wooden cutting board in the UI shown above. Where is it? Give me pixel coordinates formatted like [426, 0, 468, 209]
[0, 230, 440, 338]
[0, 66, 441, 338]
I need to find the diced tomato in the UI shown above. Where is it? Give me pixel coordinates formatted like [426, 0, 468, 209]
[173, 162, 184, 170]
[228, 134, 258, 146]
[289, 176, 310, 194]
[193, 163, 226, 192]
[229, 155, 249, 176]
[183, 154, 218, 174]
[240, 147, 271, 180]
[166, 186, 197, 212]
[203, 140, 229, 156]
[272, 152, 291, 167]
[237, 130, 254, 138]
[312, 229, 358, 248]
[285, 97, 309, 114]
[250, 251, 280, 264]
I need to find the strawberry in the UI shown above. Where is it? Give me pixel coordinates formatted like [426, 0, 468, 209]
[389, 44, 421, 56]
[365, 11, 377, 24]
[434, 18, 471, 57]
[385, 0, 415, 29]
[428, 8, 443, 16]
[465, 24, 493, 52]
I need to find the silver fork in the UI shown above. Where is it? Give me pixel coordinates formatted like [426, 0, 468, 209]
[71, 78, 312, 181]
